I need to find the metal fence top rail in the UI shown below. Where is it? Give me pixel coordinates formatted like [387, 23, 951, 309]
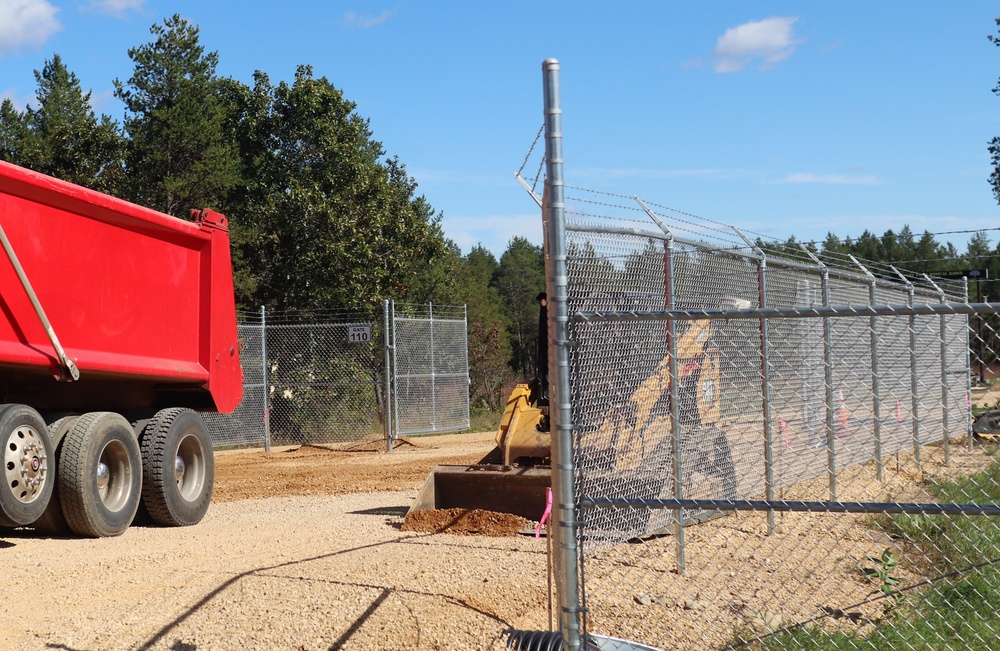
[581, 498, 1000, 517]
[393, 316, 467, 323]
[571, 301, 1000, 323]
[237, 308, 382, 325]
[392, 303, 466, 320]
[552, 185, 974, 299]
[263, 321, 378, 330]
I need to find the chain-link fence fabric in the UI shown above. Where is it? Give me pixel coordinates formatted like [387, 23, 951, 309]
[202, 315, 268, 447]
[392, 303, 471, 437]
[550, 186, 1000, 651]
[203, 304, 469, 448]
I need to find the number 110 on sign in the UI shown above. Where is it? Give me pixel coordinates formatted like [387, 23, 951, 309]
[348, 325, 372, 343]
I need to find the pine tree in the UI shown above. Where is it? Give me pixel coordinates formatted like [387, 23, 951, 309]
[0, 55, 122, 192]
[114, 14, 238, 216]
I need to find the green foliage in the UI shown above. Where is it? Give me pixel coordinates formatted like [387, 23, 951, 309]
[0, 55, 123, 192]
[861, 548, 905, 614]
[0, 99, 30, 163]
[220, 66, 448, 312]
[817, 225, 958, 273]
[495, 237, 545, 380]
[114, 14, 238, 217]
[758, 457, 1000, 650]
[461, 246, 513, 411]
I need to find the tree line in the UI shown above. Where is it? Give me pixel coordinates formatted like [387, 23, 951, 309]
[3, 14, 1000, 417]
[0, 15, 545, 415]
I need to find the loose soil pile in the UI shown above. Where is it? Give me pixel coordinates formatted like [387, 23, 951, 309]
[401, 507, 531, 536]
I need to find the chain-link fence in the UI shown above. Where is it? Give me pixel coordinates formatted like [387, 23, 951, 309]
[515, 60, 1000, 651]
[204, 302, 469, 449]
[392, 303, 471, 437]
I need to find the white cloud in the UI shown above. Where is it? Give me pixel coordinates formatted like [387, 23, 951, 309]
[0, 0, 61, 56]
[87, 1, 146, 17]
[778, 172, 880, 186]
[341, 9, 396, 29]
[714, 17, 800, 73]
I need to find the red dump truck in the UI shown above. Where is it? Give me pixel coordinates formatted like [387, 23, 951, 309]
[0, 160, 242, 537]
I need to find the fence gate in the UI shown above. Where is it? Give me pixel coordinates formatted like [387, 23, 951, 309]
[390, 302, 471, 439]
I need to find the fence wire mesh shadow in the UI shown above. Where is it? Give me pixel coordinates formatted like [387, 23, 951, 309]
[555, 187, 1000, 651]
[203, 304, 469, 449]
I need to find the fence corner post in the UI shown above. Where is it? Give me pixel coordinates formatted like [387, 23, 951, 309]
[261, 304, 271, 453]
[384, 299, 394, 452]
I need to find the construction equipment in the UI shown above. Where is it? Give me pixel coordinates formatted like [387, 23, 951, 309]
[973, 409, 1000, 442]
[409, 294, 552, 521]
[0, 160, 242, 536]
[407, 293, 737, 520]
[594, 318, 736, 502]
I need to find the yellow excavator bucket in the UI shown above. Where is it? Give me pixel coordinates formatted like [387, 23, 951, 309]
[406, 383, 552, 521]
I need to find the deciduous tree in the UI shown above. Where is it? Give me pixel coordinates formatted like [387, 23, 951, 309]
[221, 66, 449, 312]
[495, 237, 545, 379]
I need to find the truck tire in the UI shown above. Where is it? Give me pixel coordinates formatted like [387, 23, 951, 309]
[31, 416, 78, 535]
[58, 412, 141, 537]
[0, 404, 54, 527]
[140, 408, 214, 526]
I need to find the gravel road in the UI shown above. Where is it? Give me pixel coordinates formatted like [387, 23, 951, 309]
[4, 430, 988, 650]
[2, 432, 554, 651]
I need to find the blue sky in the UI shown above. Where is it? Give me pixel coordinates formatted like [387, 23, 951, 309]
[2, 1, 1000, 259]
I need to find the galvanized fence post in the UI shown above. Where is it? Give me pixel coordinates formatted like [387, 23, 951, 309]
[383, 299, 394, 453]
[666, 238, 685, 574]
[923, 275, 950, 463]
[965, 277, 974, 452]
[850, 256, 883, 482]
[543, 57, 583, 651]
[821, 264, 837, 499]
[391, 300, 400, 443]
[261, 305, 271, 452]
[737, 228, 774, 535]
[893, 267, 921, 469]
[429, 302, 437, 431]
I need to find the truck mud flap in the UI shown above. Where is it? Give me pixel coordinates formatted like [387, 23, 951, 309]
[408, 465, 551, 521]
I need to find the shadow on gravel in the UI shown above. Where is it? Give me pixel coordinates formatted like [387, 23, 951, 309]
[135, 533, 511, 651]
[347, 505, 410, 517]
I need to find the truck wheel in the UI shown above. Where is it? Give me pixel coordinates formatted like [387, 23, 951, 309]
[140, 408, 214, 526]
[58, 412, 141, 537]
[0, 404, 54, 527]
[31, 416, 78, 535]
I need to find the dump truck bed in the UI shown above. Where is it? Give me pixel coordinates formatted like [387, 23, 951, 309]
[0, 160, 242, 414]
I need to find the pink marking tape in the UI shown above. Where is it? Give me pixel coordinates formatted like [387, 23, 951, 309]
[536, 488, 553, 539]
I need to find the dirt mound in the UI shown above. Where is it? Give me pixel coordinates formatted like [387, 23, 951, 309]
[401, 508, 531, 537]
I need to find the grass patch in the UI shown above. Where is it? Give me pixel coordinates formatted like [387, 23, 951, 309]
[752, 450, 1000, 650]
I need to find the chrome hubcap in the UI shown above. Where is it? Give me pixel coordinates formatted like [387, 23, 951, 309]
[95, 440, 132, 512]
[96, 463, 110, 491]
[4, 425, 48, 505]
[175, 434, 204, 501]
